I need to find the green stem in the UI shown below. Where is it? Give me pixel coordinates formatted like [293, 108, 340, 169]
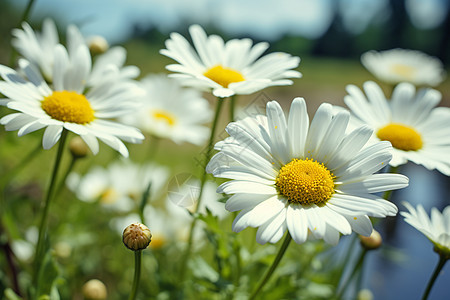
[19, 0, 37, 24]
[195, 98, 224, 212]
[249, 233, 292, 300]
[336, 249, 367, 299]
[33, 129, 68, 284]
[138, 182, 152, 225]
[178, 98, 225, 282]
[421, 255, 448, 300]
[128, 250, 142, 300]
[229, 95, 237, 122]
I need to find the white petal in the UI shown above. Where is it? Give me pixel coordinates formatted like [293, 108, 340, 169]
[344, 215, 373, 236]
[217, 180, 277, 195]
[338, 173, 409, 194]
[288, 97, 308, 158]
[225, 193, 270, 212]
[286, 204, 308, 244]
[246, 196, 286, 227]
[266, 100, 291, 164]
[305, 103, 333, 157]
[42, 125, 63, 149]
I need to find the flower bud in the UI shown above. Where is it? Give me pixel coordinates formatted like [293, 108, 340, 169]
[359, 230, 382, 250]
[82, 279, 107, 300]
[69, 136, 89, 159]
[123, 223, 152, 251]
[87, 35, 109, 55]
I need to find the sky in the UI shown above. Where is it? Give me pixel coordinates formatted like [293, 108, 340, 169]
[8, 0, 449, 44]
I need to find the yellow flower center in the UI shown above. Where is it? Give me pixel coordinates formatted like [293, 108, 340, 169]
[276, 158, 335, 206]
[99, 188, 118, 204]
[203, 65, 245, 88]
[152, 110, 176, 126]
[149, 236, 166, 249]
[377, 123, 423, 151]
[41, 91, 95, 124]
[390, 64, 416, 79]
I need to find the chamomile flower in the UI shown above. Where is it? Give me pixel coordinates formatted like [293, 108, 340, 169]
[67, 161, 169, 212]
[361, 49, 446, 87]
[0, 44, 144, 156]
[160, 24, 301, 98]
[12, 19, 139, 85]
[207, 98, 409, 245]
[121, 74, 212, 145]
[401, 202, 450, 256]
[344, 81, 450, 175]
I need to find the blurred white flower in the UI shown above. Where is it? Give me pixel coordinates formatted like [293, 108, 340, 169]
[67, 161, 169, 212]
[161, 24, 301, 98]
[121, 74, 212, 145]
[401, 202, 450, 256]
[10, 227, 38, 262]
[11, 18, 139, 85]
[207, 98, 408, 245]
[361, 49, 446, 86]
[344, 81, 450, 175]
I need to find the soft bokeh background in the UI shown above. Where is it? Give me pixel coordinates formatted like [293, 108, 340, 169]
[1, 0, 450, 299]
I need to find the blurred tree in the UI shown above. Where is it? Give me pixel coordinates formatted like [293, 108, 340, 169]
[385, 0, 408, 49]
[437, 5, 450, 64]
[311, 0, 355, 58]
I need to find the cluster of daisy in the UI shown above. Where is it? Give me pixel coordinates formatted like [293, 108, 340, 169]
[1, 16, 449, 300]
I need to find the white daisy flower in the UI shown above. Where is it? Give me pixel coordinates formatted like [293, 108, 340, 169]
[11, 19, 139, 85]
[160, 24, 302, 98]
[0, 44, 144, 157]
[67, 160, 169, 212]
[121, 74, 212, 145]
[344, 81, 450, 175]
[361, 49, 446, 87]
[207, 98, 409, 245]
[401, 202, 450, 256]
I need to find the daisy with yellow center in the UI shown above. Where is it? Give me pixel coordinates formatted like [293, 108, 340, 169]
[207, 98, 408, 245]
[121, 74, 212, 145]
[160, 24, 302, 98]
[344, 81, 450, 175]
[0, 44, 144, 156]
[401, 203, 450, 299]
[361, 49, 445, 86]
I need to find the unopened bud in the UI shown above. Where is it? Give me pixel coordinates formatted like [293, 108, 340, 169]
[69, 136, 89, 159]
[359, 230, 382, 250]
[87, 35, 109, 55]
[82, 279, 107, 300]
[123, 223, 152, 251]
